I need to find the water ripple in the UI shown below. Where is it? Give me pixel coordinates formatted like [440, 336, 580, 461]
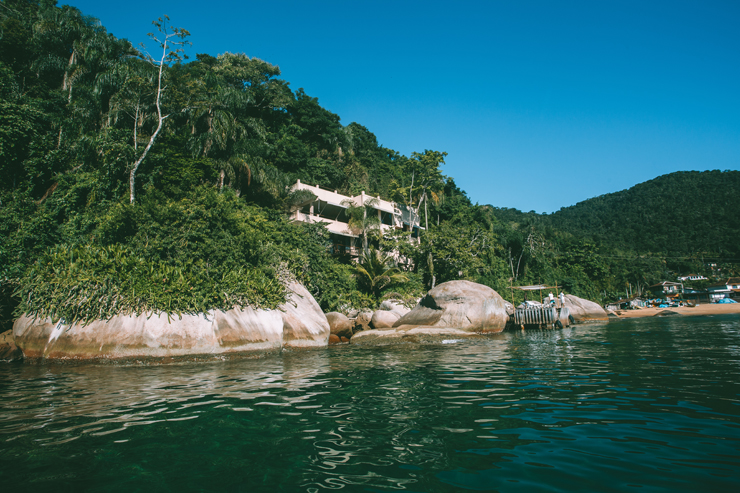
[1, 316, 739, 491]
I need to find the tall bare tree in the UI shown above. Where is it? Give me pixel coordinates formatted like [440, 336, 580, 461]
[129, 15, 189, 204]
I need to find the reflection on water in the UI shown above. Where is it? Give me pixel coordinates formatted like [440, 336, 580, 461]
[1, 316, 740, 492]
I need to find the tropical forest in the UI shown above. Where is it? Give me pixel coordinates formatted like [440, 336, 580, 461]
[1, 0, 739, 332]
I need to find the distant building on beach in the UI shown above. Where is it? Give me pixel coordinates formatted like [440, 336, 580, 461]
[677, 274, 707, 281]
[648, 281, 684, 298]
[706, 278, 740, 301]
[605, 298, 647, 311]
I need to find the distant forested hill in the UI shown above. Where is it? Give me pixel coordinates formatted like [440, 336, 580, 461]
[547, 170, 740, 258]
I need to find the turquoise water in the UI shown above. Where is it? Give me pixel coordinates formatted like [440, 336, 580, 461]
[1, 316, 740, 492]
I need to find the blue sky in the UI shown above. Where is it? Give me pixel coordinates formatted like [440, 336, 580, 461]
[63, 0, 740, 213]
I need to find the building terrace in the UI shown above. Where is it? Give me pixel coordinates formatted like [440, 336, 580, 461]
[289, 179, 422, 258]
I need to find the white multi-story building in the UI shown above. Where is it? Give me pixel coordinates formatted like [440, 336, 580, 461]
[289, 179, 422, 258]
[706, 277, 740, 301]
[677, 274, 708, 281]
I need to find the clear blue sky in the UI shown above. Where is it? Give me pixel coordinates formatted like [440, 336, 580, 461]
[63, 0, 740, 213]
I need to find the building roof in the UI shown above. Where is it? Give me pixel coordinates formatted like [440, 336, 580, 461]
[513, 285, 550, 291]
[707, 277, 740, 289]
[648, 281, 682, 288]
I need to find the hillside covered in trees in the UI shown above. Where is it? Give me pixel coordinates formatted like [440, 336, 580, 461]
[1, 1, 738, 332]
[490, 170, 740, 285]
[549, 170, 740, 257]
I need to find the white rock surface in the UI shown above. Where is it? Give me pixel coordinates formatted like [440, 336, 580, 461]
[13, 282, 329, 359]
[370, 310, 400, 329]
[563, 294, 609, 323]
[393, 280, 508, 333]
[379, 299, 411, 317]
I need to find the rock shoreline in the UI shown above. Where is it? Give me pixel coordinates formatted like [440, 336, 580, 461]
[5, 279, 614, 361]
[12, 282, 329, 360]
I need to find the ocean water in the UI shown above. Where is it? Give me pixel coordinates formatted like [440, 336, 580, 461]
[1, 315, 739, 492]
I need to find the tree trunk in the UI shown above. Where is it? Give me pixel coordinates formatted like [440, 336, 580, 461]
[362, 203, 368, 254]
[424, 191, 429, 231]
[509, 247, 515, 279]
[62, 51, 76, 104]
[515, 250, 525, 280]
[129, 37, 169, 204]
[428, 252, 435, 289]
[133, 103, 139, 151]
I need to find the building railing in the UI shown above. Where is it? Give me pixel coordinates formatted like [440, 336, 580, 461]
[331, 244, 360, 256]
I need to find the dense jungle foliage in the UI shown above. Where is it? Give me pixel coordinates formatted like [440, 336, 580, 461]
[1, 1, 738, 330]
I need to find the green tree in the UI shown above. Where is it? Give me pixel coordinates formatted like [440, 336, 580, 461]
[415, 221, 500, 289]
[390, 150, 446, 231]
[354, 246, 408, 301]
[343, 196, 381, 255]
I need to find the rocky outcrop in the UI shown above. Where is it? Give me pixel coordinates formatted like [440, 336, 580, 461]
[328, 334, 351, 345]
[0, 330, 23, 362]
[393, 281, 508, 333]
[326, 312, 353, 339]
[352, 311, 373, 333]
[504, 301, 514, 316]
[379, 299, 411, 318]
[13, 282, 329, 360]
[563, 294, 609, 323]
[351, 327, 485, 345]
[279, 282, 332, 348]
[352, 281, 509, 345]
[371, 310, 400, 329]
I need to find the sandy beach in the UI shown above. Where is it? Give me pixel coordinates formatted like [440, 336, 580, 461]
[612, 303, 740, 318]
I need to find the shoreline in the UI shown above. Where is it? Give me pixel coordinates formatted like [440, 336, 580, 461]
[611, 303, 740, 318]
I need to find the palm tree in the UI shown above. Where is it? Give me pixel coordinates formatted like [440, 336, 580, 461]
[187, 70, 267, 193]
[34, 6, 136, 147]
[33, 5, 91, 99]
[343, 197, 382, 255]
[355, 247, 408, 300]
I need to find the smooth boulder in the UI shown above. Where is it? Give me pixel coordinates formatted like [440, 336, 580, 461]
[371, 310, 400, 329]
[13, 282, 329, 360]
[326, 312, 353, 339]
[393, 280, 508, 333]
[280, 282, 332, 348]
[563, 294, 609, 323]
[379, 299, 411, 317]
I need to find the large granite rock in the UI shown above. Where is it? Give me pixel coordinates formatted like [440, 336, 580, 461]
[0, 330, 23, 362]
[393, 280, 508, 333]
[279, 282, 332, 347]
[13, 282, 329, 360]
[326, 312, 353, 339]
[563, 294, 609, 323]
[371, 310, 400, 329]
